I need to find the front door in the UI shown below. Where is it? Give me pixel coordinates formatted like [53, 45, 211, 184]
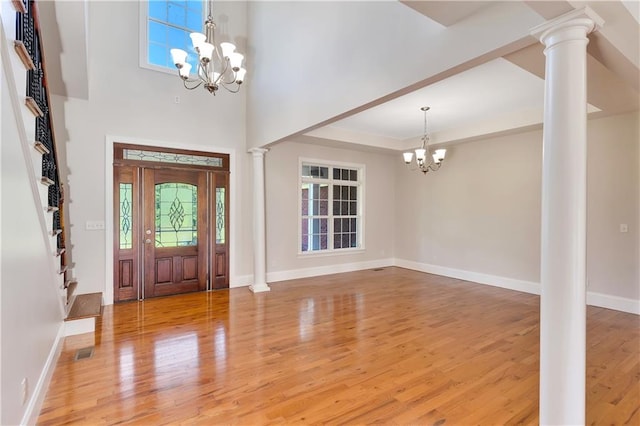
[113, 144, 230, 302]
[143, 168, 207, 298]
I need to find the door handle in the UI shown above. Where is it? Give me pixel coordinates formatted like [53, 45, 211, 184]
[145, 229, 152, 243]
[145, 239, 152, 244]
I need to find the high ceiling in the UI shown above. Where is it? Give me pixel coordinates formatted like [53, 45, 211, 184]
[303, 0, 640, 152]
[37, 0, 640, 152]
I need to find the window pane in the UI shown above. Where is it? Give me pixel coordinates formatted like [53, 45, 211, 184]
[350, 233, 357, 247]
[342, 169, 349, 180]
[350, 186, 357, 200]
[333, 168, 340, 180]
[350, 169, 358, 181]
[155, 183, 197, 247]
[149, 43, 168, 67]
[350, 201, 357, 215]
[215, 187, 225, 244]
[333, 201, 339, 215]
[168, 26, 188, 51]
[167, 2, 187, 27]
[343, 218, 350, 232]
[341, 186, 348, 200]
[334, 218, 341, 232]
[319, 167, 329, 179]
[302, 165, 311, 178]
[319, 200, 328, 215]
[149, 20, 167, 44]
[119, 183, 133, 250]
[149, 1, 167, 21]
[342, 234, 350, 248]
[334, 234, 341, 249]
[341, 201, 348, 215]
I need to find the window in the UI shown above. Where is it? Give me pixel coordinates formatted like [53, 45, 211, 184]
[300, 160, 364, 254]
[140, 1, 203, 73]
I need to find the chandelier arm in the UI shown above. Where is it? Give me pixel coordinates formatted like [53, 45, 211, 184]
[182, 79, 204, 90]
[218, 82, 241, 93]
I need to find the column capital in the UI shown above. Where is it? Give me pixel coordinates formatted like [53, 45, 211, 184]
[248, 147, 269, 157]
[530, 7, 604, 46]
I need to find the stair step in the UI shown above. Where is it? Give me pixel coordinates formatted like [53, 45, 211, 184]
[11, 0, 26, 13]
[34, 141, 50, 155]
[56, 247, 66, 257]
[25, 97, 44, 117]
[58, 265, 68, 275]
[40, 177, 55, 186]
[66, 293, 102, 321]
[65, 280, 78, 304]
[13, 40, 34, 69]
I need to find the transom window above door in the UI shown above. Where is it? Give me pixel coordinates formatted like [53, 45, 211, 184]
[299, 160, 365, 255]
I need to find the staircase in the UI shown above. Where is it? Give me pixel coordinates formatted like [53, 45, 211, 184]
[12, 0, 102, 335]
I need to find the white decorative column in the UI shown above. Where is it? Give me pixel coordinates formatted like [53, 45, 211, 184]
[248, 148, 270, 293]
[531, 8, 603, 425]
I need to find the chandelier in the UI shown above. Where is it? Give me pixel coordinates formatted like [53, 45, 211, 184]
[169, 1, 246, 95]
[403, 106, 446, 174]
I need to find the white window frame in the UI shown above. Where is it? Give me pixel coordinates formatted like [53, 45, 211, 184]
[138, 0, 203, 76]
[298, 158, 366, 256]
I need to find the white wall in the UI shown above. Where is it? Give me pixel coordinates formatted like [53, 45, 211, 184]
[246, 1, 544, 148]
[51, 1, 254, 300]
[1, 8, 63, 424]
[265, 141, 395, 281]
[395, 112, 640, 308]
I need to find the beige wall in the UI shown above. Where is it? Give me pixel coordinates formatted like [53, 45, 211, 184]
[395, 127, 543, 283]
[394, 112, 640, 302]
[265, 141, 395, 278]
[587, 112, 639, 300]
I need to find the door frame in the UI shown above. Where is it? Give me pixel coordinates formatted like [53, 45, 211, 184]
[105, 135, 239, 305]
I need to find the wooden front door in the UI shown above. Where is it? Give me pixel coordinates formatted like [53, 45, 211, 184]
[113, 144, 230, 302]
[143, 168, 207, 298]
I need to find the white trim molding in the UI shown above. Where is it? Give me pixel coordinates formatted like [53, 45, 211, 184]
[587, 291, 640, 315]
[395, 258, 639, 315]
[394, 258, 541, 295]
[267, 258, 394, 283]
[21, 324, 65, 426]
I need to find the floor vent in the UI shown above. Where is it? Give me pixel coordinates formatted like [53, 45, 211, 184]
[74, 346, 94, 361]
[372, 268, 385, 272]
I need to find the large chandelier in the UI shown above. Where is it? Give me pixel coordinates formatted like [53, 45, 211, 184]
[169, 1, 246, 95]
[403, 106, 446, 174]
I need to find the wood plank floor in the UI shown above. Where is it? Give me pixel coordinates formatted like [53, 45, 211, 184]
[38, 267, 639, 425]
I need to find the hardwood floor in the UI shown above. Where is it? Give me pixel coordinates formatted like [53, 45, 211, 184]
[38, 267, 639, 425]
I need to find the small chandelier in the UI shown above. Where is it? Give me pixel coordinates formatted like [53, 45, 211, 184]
[169, 1, 246, 95]
[403, 106, 446, 174]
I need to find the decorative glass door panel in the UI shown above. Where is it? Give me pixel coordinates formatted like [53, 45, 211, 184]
[144, 169, 207, 298]
[154, 183, 198, 247]
[113, 143, 230, 301]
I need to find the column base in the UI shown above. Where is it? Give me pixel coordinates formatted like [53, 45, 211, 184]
[249, 283, 271, 293]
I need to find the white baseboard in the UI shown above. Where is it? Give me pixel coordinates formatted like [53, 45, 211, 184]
[64, 317, 95, 336]
[22, 323, 65, 426]
[266, 258, 395, 283]
[395, 258, 639, 315]
[230, 274, 253, 288]
[394, 258, 540, 295]
[587, 291, 640, 315]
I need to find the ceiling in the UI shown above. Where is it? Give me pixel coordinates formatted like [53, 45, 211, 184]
[303, 0, 640, 152]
